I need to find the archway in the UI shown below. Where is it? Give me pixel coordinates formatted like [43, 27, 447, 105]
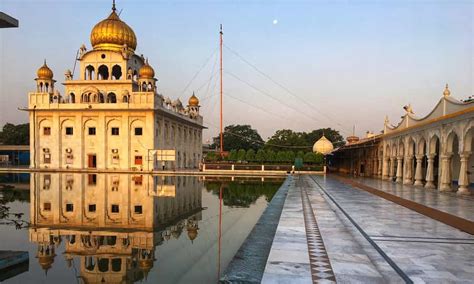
[426, 135, 440, 189]
[107, 93, 117, 103]
[111, 65, 122, 80]
[462, 126, 474, 193]
[98, 65, 109, 80]
[443, 131, 460, 191]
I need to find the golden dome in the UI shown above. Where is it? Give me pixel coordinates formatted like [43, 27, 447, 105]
[346, 135, 359, 144]
[138, 259, 153, 271]
[37, 60, 53, 80]
[188, 93, 199, 106]
[313, 135, 334, 155]
[90, 4, 137, 52]
[139, 59, 155, 79]
[187, 227, 198, 241]
[443, 83, 451, 96]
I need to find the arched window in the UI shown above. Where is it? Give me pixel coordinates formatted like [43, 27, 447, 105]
[69, 93, 75, 103]
[92, 94, 98, 103]
[99, 93, 105, 103]
[81, 93, 89, 103]
[141, 82, 147, 91]
[98, 258, 109, 272]
[127, 67, 132, 79]
[133, 70, 138, 81]
[111, 258, 122, 272]
[112, 65, 122, 80]
[85, 65, 95, 80]
[148, 83, 153, 91]
[122, 95, 128, 103]
[107, 93, 117, 103]
[98, 65, 109, 80]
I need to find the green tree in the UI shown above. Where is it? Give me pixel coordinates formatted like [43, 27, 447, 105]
[287, 151, 296, 163]
[245, 149, 255, 162]
[304, 152, 316, 163]
[265, 150, 276, 162]
[0, 123, 29, 145]
[314, 152, 324, 164]
[296, 150, 304, 159]
[212, 124, 264, 151]
[276, 151, 286, 162]
[237, 149, 246, 161]
[255, 149, 266, 163]
[228, 149, 238, 161]
[205, 151, 219, 162]
[265, 129, 309, 152]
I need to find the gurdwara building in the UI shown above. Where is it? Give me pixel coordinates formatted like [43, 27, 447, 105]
[27, 3, 204, 171]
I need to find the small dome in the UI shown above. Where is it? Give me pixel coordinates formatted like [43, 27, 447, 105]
[188, 93, 199, 106]
[37, 60, 53, 80]
[139, 59, 155, 79]
[313, 135, 334, 155]
[90, 4, 137, 52]
[443, 83, 450, 96]
[187, 227, 198, 241]
[346, 135, 360, 144]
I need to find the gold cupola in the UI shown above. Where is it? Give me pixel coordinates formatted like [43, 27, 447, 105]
[37, 60, 54, 80]
[90, 2, 137, 52]
[313, 135, 334, 155]
[139, 59, 155, 79]
[188, 92, 199, 107]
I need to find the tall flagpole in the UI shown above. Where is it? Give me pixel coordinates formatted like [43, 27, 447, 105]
[219, 24, 224, 157]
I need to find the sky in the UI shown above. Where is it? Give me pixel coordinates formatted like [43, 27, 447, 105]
[0, 0, 472, 143]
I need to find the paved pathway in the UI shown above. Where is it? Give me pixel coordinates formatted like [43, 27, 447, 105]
[262, 175, 474, 283]
[349, 176, 474, 222]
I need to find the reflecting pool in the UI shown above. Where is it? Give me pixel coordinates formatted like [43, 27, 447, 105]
[0, 173, 283, 283]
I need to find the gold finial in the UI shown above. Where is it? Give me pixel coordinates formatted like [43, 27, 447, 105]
[112, 0, 116, 11]
[443, 83, 450, 96]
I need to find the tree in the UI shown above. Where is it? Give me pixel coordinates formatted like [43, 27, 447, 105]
[255, 149, 266, 163]
[296, 151, 305, 159]
[276, 151, 286, 162]
[265, 129, 309, 152]
[237, 149, 246, 161]
[304, 152, 316, 163]
[303, 128, 345, 148]
[245, 149, 255, 162]
[287, 151, 296, 163]
[265, 150, 276, 162]
[212, 125, 264, 151]
[205, 151, 219, 162]
[0, 123, 29, 145]
[228, 149, 238, 162]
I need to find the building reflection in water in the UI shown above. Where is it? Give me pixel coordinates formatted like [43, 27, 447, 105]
[28, 173, 202, 283]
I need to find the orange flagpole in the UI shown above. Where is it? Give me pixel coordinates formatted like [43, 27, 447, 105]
[219, 24, 224, 157]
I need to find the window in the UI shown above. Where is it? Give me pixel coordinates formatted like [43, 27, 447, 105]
[111, 127, 119, 136]
[134, 205, 143, 214]
[88, 174, 97, 185]
[88, 127, 96, 135]
[43, 127, 51, 135]
[134, 175, 143, 186]
[88, 204, 96, 212]
[43, 202, 51, 211]
[134, 127, 143, 136]
[44, 153, 51, 164]
[66, 203, 74, 212]
[135, 155, 143, 165]
[111, 204, 119, 213]
[43, 175, 51, 189]
[65, 127, 73, 135]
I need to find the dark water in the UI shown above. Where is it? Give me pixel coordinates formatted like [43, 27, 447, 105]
[0, 173, 283, 283]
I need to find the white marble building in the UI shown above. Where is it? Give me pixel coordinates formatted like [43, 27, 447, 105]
[26, 3, 204, 171]
[331, 85, 474, 195]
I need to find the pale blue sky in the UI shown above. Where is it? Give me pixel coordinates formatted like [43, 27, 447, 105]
[0, 0, 472, 141]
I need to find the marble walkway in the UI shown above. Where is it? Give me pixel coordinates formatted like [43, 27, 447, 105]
[348, 176, 474, 222]
[262, 175, 474, 283]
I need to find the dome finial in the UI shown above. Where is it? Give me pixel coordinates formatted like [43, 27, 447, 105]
[112, 0, 116, 11]
[443, 83, 450, 97]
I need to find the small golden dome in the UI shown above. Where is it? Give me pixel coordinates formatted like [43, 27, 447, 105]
[138, 259, 153, 271]
[187, 227, 198, 241]
[346, 135, 359, 144]
[313, 135, 334, 155]
[139, 59, 155, 79]
[443, 83, 450, 96]
[38, 255, 55, 271]
[37, 60, 53, 80]
[188, 93, 199, 106]
[90, 4, 137, 52]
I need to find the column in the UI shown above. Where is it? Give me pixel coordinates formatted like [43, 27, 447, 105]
[390, 157, 396, 180]
[396, 156, 403, 183]
[382, 157, 389, 179]
[373, 159, 378, 176]
[457, 152, 471, 195]
[439, 153, 453, 192]
[378, 158, 383, 177]
[424, 154, 436, 189]
[413, 155, 424, 186]
[403, 156, 413, 185]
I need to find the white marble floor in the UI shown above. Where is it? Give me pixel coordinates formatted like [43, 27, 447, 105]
[313, 175, 474, 283]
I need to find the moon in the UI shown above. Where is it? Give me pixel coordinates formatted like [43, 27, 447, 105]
[273, 19, 278, 25]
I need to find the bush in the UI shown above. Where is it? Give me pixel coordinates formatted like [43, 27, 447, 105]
[228, 149, 238, 162]
[255, 149, 266, 163]
[245, 149, 256, 162]
[237, 149, 246, 161]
